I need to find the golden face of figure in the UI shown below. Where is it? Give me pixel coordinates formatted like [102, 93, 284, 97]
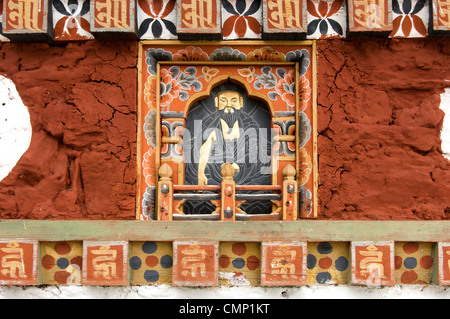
[214, 91, 243, 114]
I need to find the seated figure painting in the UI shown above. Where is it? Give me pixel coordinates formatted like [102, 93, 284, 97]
[183, 83, 275, 215]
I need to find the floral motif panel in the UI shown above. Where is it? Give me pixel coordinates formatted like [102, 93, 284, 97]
[138, 42, 316, 220]
[137, 0, 178, 39]
[221, 0, 263, 39]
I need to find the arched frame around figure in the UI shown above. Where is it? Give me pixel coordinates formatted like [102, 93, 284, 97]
[181, 72, 278, 117]
[137, 41, 317, 221]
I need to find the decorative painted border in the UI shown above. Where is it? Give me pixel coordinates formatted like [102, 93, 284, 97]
[0, 221, 449, 287]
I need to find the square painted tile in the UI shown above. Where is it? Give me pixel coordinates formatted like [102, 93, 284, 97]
[0, 239, 38, 285]
[306, 0, 347, 39]
[173, 241, 219, 286]
[351, 241, 395, 286]
[394, 242, 433, 284]
[222, 0, 263, 39]
[391, 0, 429, 37]
[261, 241, 307, 286]
[437, 242, 450, 285]
[0, 0, 10, 41]
[307, 242, 350, 284]
[219, 242, 261, 286]
[432, 0, 450, 31]
[263, 0, 308, 33]
[82, 241, 128, 286]
[2, 0, 49, 34]
[137, 0, 178, 39]
[177, 0, 221, 34]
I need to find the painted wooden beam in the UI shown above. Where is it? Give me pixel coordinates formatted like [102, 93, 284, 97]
[0, 220, 449, 242]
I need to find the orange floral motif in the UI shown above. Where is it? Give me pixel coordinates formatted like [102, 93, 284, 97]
[173, 46, 209, 61]
[247, 47, 285, 62]
[160, 68, 181, 108]
[222, 0, 262, 39]
[275, 70, 296, 109]
[237, 66, 256, 83]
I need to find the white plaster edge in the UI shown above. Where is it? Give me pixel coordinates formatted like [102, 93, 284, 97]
[440, 87, 450, 161]
[0, 284, 449, 299]
[0, 75, 32, 182]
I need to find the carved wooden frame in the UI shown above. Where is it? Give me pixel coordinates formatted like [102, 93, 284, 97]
[137, 41, 318, 221]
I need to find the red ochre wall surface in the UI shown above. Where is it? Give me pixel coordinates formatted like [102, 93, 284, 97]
[0, 38, 449, 221]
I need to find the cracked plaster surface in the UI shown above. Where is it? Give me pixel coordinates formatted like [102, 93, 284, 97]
[317, 38, 450, 220]
[0, 41, 137, 219]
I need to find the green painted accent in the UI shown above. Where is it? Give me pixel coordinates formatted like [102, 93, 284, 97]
[0, 220, 449, 242]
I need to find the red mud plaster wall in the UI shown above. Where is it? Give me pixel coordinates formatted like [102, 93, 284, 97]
[317, 38, 450, 220]
[0, 41, 138, 220]
[0, 38, 449, 221]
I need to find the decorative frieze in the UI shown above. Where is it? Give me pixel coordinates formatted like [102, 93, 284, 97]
[0, 237, 447, 287]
